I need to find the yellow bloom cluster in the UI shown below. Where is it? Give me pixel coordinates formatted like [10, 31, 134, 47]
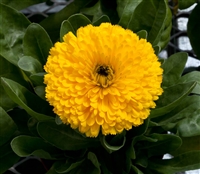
[44, 23, 163, 137]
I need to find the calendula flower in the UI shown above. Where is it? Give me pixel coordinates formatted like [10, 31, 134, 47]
[44, 23, 163, 137]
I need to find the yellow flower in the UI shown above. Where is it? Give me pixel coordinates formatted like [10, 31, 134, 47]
[44, 23, 163, 137]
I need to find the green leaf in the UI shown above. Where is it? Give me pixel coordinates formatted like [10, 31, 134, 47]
[23, 23, 53, 65]
[72, 158, 101, 174]
[92, 15, 110, 26]
[176, 108, 200, 137]
[188, 3, 200, 60]
[0, 3, 30, 66]
[158, 95, 200, 137]
[55, 115, 63, 125]
[131, 165, 144, 174]
[149, 151, 200, 173]
[99, 0, 119, 24]
[178, 71, 200, 94]
[172, 135, 200, 156]
[60, 14, 91, 41]
[28, 117, 39, 136]
[153, 45, 161, 55]
[87, 152, 101, 173]
[0, 0, 46, 10]
[46, 162, 60, 174]
[0, 107, 17, 146]
[29, 72, 45, 86]
[67, 14, 91, 34]
[0, 55, 28, 111]
[8, 108, 31, 135]
[81, 1, 104, 22]
[140, 133, 182, 157]
[1, 77, 54, 120]
[178, 0, 198, 10]
[60, 20, 75, 41]
[100, 132, 126, 153]
[161, 52, 188, 87]
[136, 30, 148, 39]
[134, 151, 148, 168]
[127, 118, 150, 138]
[0, 142, 20, 173]
[150, 81, 196, 118]
[11, 135, 63, 160]
[117, 0, 143, 27]
[155, 3, 172, 49]
[117, 0, 171, 49]
[37, 120, 100, 150]
[34, 86, 46, 100]
[40, 0, 93, 42]
[18, 56, 43, 74]
[55, 159, 85, 173]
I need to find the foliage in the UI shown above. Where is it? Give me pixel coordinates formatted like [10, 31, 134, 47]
[0, 0, 200, 173]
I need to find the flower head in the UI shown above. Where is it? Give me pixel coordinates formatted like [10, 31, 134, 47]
[44, 23, 163, 137]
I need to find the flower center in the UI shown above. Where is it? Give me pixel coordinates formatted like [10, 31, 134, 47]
[94, 65, 114, 88]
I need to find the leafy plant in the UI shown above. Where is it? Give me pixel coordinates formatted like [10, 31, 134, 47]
[0, 1, 200, 173]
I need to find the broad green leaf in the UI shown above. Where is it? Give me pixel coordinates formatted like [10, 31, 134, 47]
[188, 3, 200, 60]
[92, 15, 110, 26]
[8, 108, 31, 135]
[136, 30, 148, 39]
[117, 0, 142, 26]
[176, 108, 200, 137]
[1, 77, 54, 120]
[34, 86, 46, 100]
[154, 2, 172, 49]
[0, 142, 20, 173]
[0, 0, 46, 10]
[28, 117, 40, 136]
[161, 52, 188, 87]
[178, 71, 200, 94]
[149, 151, 200, 173]
[40, 0, 93, 42]
[0, 55, 28, 110]
[153, 45, 161, 55]
[127, 118, 149, 138]
[18, 56, 43, 74]
[29, 72, 45, 86]
[60, 20, 75, 41]
[100, 133, 126, 153]
[117, 0, 171, 49]
[11, 135, 63, 160]
[46, 162, 60, 174]
[172, 135, 200, 156]
[157, 95, 200, 130]
[37, 120, 100, 150]
[60, 14, 91, 41]
[99, 0, 119, 24]
[55, 115, 63, 125]
[81, 1, 104, 22]
[55, 159, 85, 173]
[68, 158, 101, 174]
[87, 152, 101, 173]
[158, 96, 200, 137]
[0, 3, 30, 66]
[0, 107, 17, 146]
[23, 23, 53, 65]
[67, 14, 91, 34]
[140, 133, 182, 157]
[134, 151, 148, 168]
[150, 81, 196, 118]
[178, 0, 198, 9]
[131, 165, 144, 174]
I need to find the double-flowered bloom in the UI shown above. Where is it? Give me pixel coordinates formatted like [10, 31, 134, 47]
[44, 23, 163, 137]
